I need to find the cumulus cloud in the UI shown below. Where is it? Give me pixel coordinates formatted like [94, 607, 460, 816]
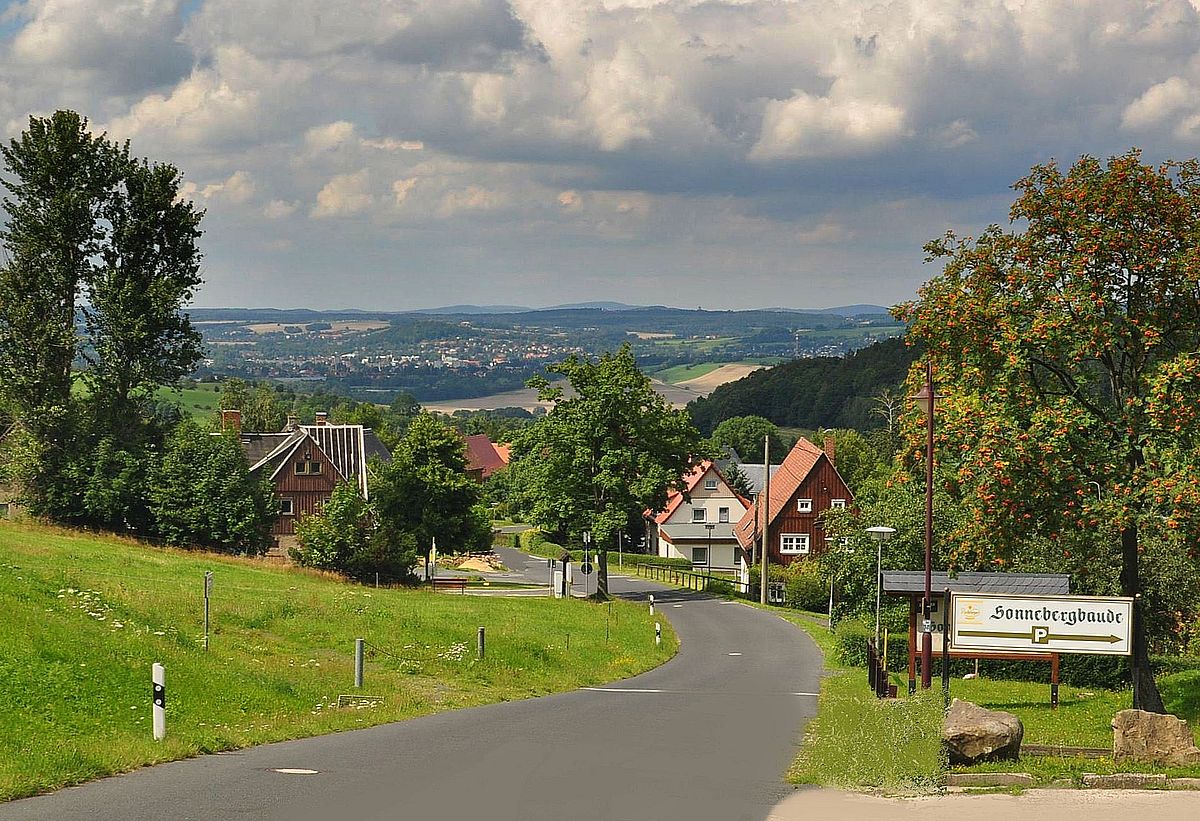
[10, 0, 191, 94]
[1121, 76, 1196, 133]
[5, 0, 1200, 310]
[311, 170, 375, 218]
[751, 92, 909, 161]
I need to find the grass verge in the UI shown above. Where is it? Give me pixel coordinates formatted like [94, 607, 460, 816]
[772, 609, 1200, 790]
[0, 520, 677, 800]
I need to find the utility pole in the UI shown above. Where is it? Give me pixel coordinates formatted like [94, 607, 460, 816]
[759, 433, 770, 606]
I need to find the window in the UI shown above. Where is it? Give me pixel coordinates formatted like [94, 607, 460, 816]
[692, 507, 707, 523]
[279, 498, 294, 516]
[295, 460, 322, 475]
[796, 498, 813, 513]
[309, 461, 322, 474]
[780, 534, 810, 554]
[718, 507, 730, 523]
[704, 478, 718, 490]
[831, 499, 847, 510]
[295, 461, 309, 475]
[692, 547, 708, 565]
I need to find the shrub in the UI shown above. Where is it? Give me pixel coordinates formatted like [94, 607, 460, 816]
[706, 578, 735, 595]
[834, 619, 908, 668]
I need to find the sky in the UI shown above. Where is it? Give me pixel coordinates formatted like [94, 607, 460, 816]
[1, 1, 1199, 312]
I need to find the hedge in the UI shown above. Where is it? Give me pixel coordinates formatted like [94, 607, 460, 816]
[834, 619, 909, 668]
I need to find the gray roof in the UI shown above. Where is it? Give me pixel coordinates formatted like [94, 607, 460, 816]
[237, 425, 392, 499]
[882, 571, 1070, 597]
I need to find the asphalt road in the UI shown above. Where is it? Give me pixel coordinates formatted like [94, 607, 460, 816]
[2, 551, 822, 821]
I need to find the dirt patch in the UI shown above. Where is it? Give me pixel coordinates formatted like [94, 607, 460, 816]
[453, 554, 508, 573]
[675, 363, 765, 393]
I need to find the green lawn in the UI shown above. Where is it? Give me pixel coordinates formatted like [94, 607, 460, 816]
[0, 521, 677, 800]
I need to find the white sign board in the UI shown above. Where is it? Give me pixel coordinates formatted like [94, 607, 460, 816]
[949, 592, 1132, 656]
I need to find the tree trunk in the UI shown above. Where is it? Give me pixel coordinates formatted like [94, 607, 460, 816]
[1120, 521, 1166, 713]
[595, 547, 609, 600]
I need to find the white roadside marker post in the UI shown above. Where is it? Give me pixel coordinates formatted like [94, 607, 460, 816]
[354, 638, 364, 688]
[655, 622, 662, 646]
[152, 663, 166, 741]
[649, 594, 654, 615]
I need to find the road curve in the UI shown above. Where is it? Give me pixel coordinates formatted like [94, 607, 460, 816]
[2, 552, 822, 821]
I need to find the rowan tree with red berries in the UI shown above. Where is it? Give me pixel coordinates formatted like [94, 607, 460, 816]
[900, 150, 1200, 712]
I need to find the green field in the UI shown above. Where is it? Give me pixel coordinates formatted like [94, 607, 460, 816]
[651, 363, 724, 383]
[157, 383, 223, 417]
[0, 521, 676, 800]
[71, 379, 223, 420]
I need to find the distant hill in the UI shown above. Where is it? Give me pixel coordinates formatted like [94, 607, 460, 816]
[686, 336, 918, 433]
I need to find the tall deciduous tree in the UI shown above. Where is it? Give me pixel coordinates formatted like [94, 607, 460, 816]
[0, 110, 205, 517]
[709, 415, 786, 464]
[371, 413, 491, 556]
[514, 344, 703, 598]
[903, 150, 1200, 711]
[0, 111, 114, 509]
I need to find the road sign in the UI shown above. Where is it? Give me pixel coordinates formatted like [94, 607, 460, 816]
[580, 563, 594, 575]
[949, 592, 1132, 656]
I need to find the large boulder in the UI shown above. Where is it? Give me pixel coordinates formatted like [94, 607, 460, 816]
[1112, 709, 1200, 766]
[942, 698, 1024, 765]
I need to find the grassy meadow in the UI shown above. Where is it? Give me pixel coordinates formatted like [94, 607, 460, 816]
[0, 521, 676, 800]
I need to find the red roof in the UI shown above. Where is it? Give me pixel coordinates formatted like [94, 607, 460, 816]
[734, 437, 828, 549]
[464, 434, 510, 478]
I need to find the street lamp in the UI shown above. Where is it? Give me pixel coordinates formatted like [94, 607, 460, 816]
[704, 523, 715, 574]
[866, 526, 896, 653]
[911, 361, 940, 689]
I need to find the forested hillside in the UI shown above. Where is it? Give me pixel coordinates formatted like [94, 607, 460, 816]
[686, 337, 918, 433]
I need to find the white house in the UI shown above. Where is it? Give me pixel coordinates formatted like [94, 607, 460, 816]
[645, 460, 751, 572]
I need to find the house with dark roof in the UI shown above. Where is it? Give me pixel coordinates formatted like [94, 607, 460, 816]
[222, 410, 391, 556]
[464, 434, 510, 481]
[646, 460, 751, 571]
[733, 437, 852, 566]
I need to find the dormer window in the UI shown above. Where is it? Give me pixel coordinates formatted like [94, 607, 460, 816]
[797, 498, 813, 513]
[295, 460, 322, 475]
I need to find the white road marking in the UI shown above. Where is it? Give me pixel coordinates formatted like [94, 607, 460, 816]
[273, 768, 319, 775]
[728, 652, 742, 656]
[672, 604, 683, 608]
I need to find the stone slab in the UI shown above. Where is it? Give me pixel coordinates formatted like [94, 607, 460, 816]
[1082, 773, 1168, 789]
[946, 773, 1036, 788]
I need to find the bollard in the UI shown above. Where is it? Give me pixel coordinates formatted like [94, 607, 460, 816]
[655, 622, 662, 645]
[354, 638, 364, 688]
[152, 663, 166, 741]
[477, 626, 486, 660]
[649, 594, 654, 615]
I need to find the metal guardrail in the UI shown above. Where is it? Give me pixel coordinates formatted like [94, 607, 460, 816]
[631, 562, 738, 592]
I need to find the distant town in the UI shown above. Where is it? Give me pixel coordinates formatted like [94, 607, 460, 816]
[189, 304, 905, 403]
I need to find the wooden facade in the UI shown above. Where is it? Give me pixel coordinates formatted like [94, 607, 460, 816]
[734, 437, 854, 568]
[765, 455, 851, 565]
[270, 439, 342, 536]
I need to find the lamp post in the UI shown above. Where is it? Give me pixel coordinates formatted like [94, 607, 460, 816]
[912, 361, 939, 689]
[704, 523, 715, 574]
[866, 526, 896, 653]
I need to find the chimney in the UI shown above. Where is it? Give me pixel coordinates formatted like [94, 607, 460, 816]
[221, 409, 242, 433]
[285, 414, 299, 432]
[315, 411, 328, 426]
[823, 434, 836, 467]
